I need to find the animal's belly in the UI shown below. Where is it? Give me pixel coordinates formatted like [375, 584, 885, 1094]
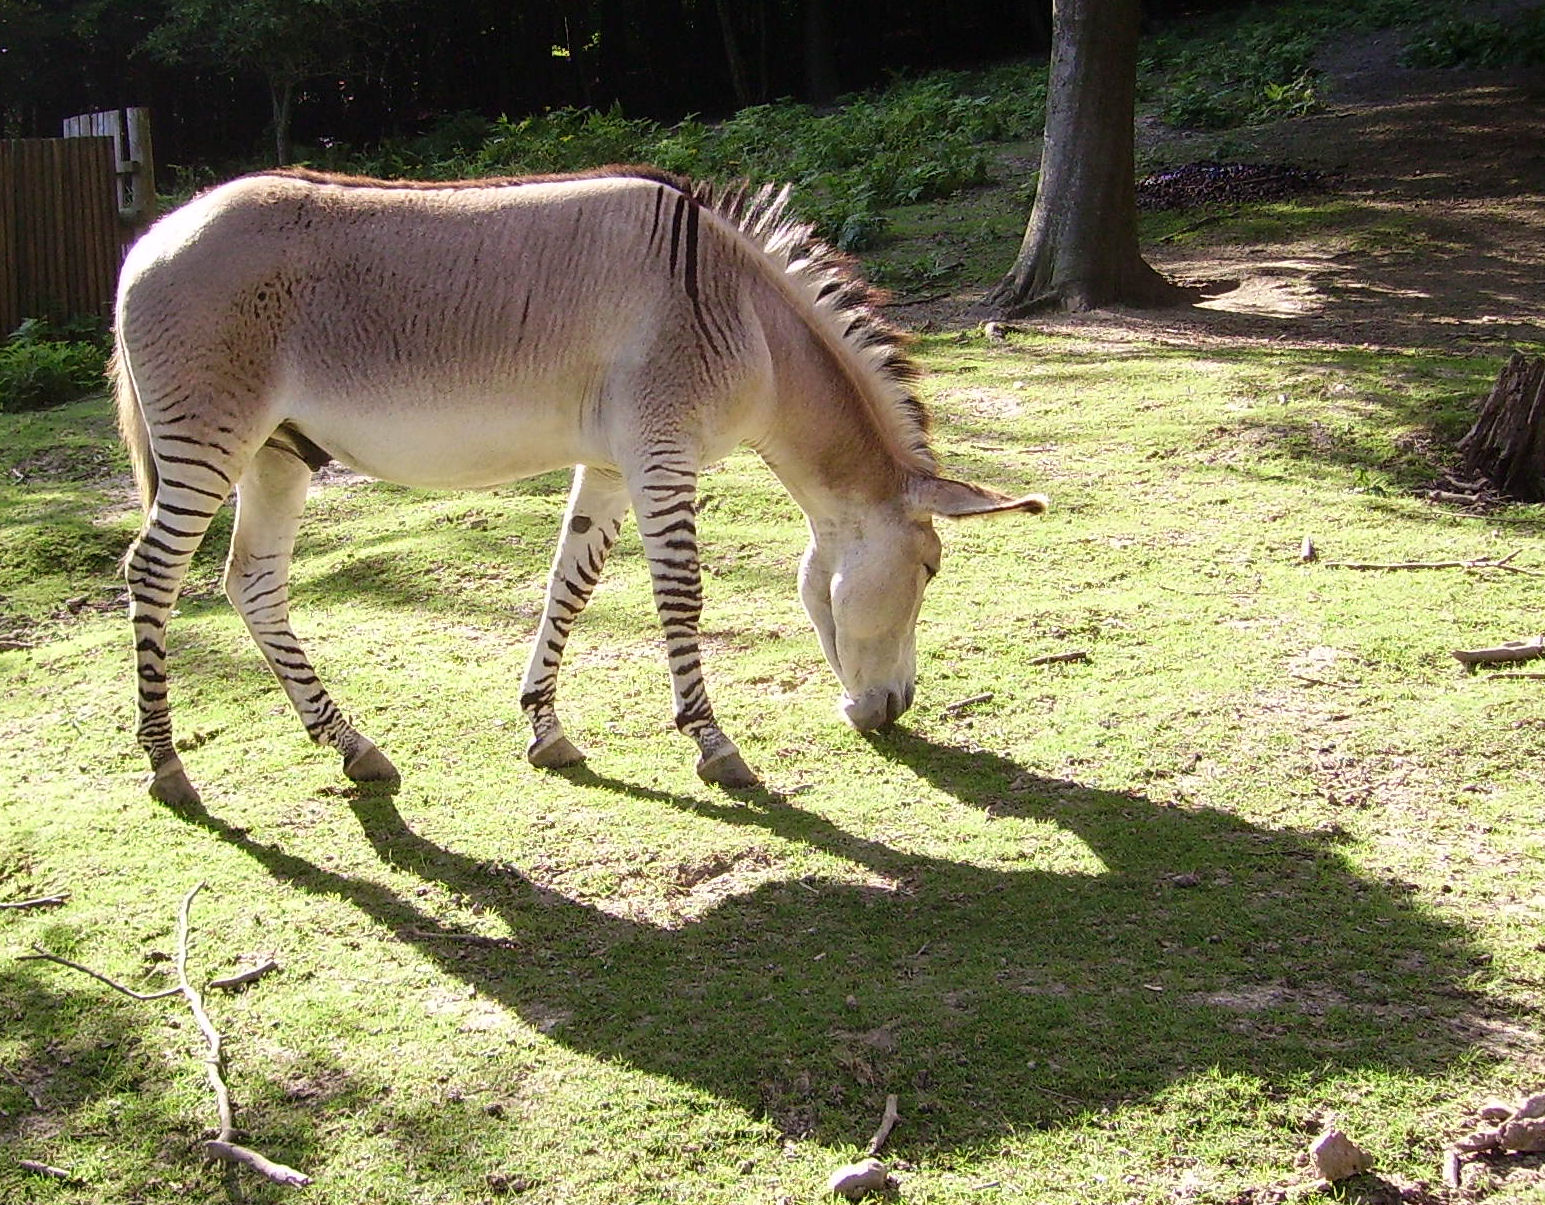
[289, 394, 599, 489]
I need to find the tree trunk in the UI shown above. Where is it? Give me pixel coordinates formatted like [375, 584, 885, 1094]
[270, 77, 295, 166]
[1457, 354, 1545, 501]
[804, 0, 838, 105]
[714, 0, 755, 108]
[988, 0, 1189, 315]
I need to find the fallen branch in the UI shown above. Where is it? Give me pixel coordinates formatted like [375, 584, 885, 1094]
[1453, 635, 1545, 667]
[866, 1093, 901, 1157]
[0, 893, 69, 910]
[208, 960, 280, 991]
[20, 946, 182, 1002]
[1487, 672, 1545, 681]
[1028, 650, 1091, 667]
[1321, 550, 1545, 577]
[18, 1158, 73, 1181]
[944, 692, 994, 713]
[21, 884, 311, 1188]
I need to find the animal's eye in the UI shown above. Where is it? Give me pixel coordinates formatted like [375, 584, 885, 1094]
[923, 562, 939, 581]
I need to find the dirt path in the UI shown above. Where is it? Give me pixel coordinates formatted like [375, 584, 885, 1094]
[945, 42, 1545, 353]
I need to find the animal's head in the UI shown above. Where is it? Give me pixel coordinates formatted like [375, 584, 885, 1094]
[799, 476, 1046, 731]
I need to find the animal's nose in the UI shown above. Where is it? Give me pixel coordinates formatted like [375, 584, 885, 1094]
[841, 686, 913, 731]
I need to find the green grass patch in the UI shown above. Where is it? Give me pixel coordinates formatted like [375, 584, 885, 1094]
[4, 324, 1544, 1203]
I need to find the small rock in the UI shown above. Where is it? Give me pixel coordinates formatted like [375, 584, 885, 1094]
[827, 1157, 889, 1199]
[1512, 1091, 1545, 1121]
[1453, 1127, 1503, 1153]
[1309, 1129, 1373, 1182]
[1501, 1117, 1545, 1153]
[1479, 1100, 1515, 1122]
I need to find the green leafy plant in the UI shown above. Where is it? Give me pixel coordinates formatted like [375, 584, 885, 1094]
[0, 319, 109, 413]
[1400, 9, 1545, 68]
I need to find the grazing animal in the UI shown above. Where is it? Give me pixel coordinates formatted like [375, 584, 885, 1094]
[113, 167, 1045, 805]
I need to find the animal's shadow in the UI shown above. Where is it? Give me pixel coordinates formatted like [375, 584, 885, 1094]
[159, 731, 1486, 1153]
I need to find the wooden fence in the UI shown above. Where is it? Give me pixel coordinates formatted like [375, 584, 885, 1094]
[0, 108, 155, 336]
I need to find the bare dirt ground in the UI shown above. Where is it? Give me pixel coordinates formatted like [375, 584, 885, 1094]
[944, 37, 1545, 353]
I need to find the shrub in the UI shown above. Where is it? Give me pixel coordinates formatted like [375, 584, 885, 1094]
[1399, 10, 1545, 69]
[320, 63, 1049, 244]
[0, 319, 109, 413]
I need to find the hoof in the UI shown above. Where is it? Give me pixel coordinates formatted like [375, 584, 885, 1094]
[149, 758, 202, 808]
[527, 733, 586, 769]
[696, 746, 760, 789]
[344, 741, 400, 786]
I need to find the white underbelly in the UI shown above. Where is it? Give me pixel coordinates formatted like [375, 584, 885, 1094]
[289, 393, 601, 490]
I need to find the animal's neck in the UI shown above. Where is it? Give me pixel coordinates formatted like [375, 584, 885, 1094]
[752, 320, 913, 525]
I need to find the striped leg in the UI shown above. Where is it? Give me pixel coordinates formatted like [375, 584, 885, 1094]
[520, 466, 630, 768]
[630, 456, 759, 788]
[226, 447, 398, 787]
[125, 451, 234, 807]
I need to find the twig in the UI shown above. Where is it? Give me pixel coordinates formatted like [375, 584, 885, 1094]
[944, 692, 995, 713]
[1486, 672, 1545, 680]
[18, 1159, 73, 1181]
[208, 960, 280, 991]
[0, 638, 34, 652]
[19, 946, 181, 1001]
[1028, 650, 1090, 667]
[1321, 551, 1544, 576]
[866, 1094, 901, 1157]
[0, 893, 69, 910]
[1453, 635, 1545, 667]
[205, 1140, 312, 1187]
[21, 884, 311, 1188]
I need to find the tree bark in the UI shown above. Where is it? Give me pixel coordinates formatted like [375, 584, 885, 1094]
[1457, 353, 1545, 501]
[269, 77, 295, 166]
[714, 0, 755, 108]
[988, 0, 1190, 315]
[804, 0, 838, 105]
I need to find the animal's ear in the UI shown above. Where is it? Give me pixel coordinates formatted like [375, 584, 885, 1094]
[909, 475, 1048, 519]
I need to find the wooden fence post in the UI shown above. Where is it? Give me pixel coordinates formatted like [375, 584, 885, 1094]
[61, 108, 156, 244]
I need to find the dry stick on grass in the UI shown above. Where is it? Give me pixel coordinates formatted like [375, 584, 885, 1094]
[1452, 635, 1545, 667]
[207, 960, 280, 991]
[866, 1093, 901, 1157]
[1028, 650, 1091, 666]
[21, 883, 312, 1188]
[18, 1158, 74, 1181]
[0, 893, 69, 910]
[1321, 549, 1545, 577]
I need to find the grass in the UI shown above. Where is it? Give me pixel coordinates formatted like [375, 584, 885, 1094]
[6, 1, 1545, 1199]
[3, 324, 1544, 1203]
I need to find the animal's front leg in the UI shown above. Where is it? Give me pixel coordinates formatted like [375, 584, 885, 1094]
[520, 466, 629, 768]
[630, 457, 759, 788]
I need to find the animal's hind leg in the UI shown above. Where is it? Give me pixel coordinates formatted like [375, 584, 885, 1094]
[520, 466, 630, 768]
[227, 447, 398, 787]
[126, 458, 232, 807]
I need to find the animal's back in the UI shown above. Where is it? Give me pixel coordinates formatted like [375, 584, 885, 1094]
[115, 170, 774, 487]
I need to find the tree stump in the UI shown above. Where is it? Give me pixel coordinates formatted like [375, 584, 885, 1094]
[1457, 353, 1545, 501]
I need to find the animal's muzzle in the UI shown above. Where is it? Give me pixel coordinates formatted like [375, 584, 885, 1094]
[840, 682, 915, 731]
